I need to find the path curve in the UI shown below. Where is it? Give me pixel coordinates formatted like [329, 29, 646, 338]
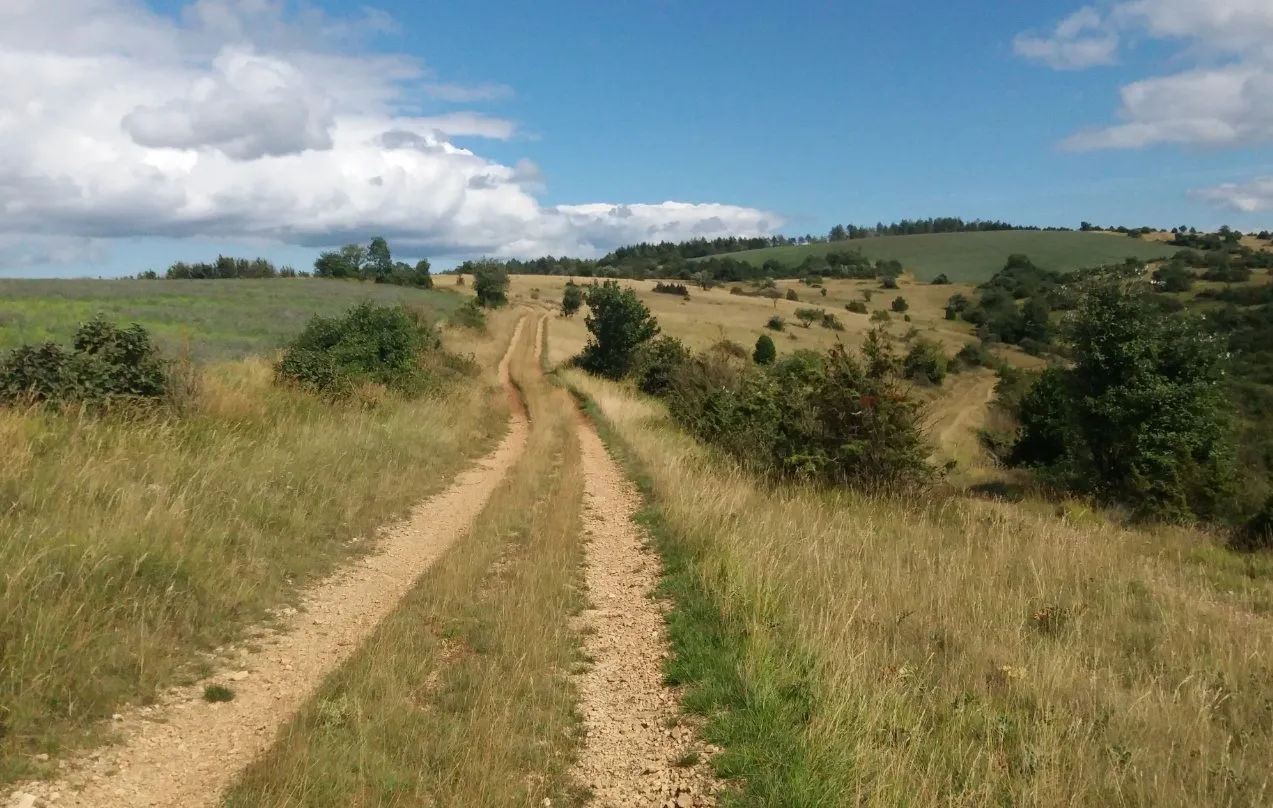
[9, 317, 534, 808]
[570, 417, 720, 808]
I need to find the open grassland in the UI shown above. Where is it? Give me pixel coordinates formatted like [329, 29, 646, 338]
[0, 279, 463, 360]
[0, 309, 517, 782]
[700, 230, 1178, 282]
[440, 273, 1043, 373]
[224, 318, 591, 808]
[566, 371, 1273, 807]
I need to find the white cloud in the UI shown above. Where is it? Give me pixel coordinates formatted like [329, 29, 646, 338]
[1013, 7, 1119, 70]
[1191, 177, 1273, 212]
[0, 0, 780, 267]
[1020, 1, 1273, 154]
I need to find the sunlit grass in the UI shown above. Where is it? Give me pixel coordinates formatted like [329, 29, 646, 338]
[567, 369, 1273, 807]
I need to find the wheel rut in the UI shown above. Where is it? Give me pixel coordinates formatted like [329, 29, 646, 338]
[569, 416, 721, 808]
[8, 316, 537, 808]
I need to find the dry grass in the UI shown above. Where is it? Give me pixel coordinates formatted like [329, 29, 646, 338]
[223, 316, 590, 807]
[438, 274, 1043, 371]
[0, 315, 517, 781]
[567, 370, 1273, 807]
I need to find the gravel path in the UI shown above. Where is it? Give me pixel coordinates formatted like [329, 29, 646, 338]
[7, 316, 535, 808]
[570, 417, 721, 808]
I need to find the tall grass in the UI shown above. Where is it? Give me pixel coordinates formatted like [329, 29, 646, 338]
[0, 317, 515, 781]
[224, 319, 589, 807]
[567, 370, 1273, 807]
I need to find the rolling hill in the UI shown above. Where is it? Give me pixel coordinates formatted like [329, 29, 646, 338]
[699, 230, 1180, 283]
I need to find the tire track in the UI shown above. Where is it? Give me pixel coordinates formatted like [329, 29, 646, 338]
[8, 317, 535, 808]
[570, 416, 721, 808]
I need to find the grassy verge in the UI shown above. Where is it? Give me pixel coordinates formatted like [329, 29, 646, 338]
[0, 316, 515, 782]
[564, 370, 1273, 807]
[223, 318, 590, 807]
[0, 279, 462, 360]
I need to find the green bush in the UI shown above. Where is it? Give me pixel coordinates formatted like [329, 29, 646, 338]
[931, 273, 951, 285]
[765, 315, 786, 331]
[561, 282, 584, 318]
[954, 341, 994, 369]
[1009, 282, 1236, 522]
[0, 318, 174, 408]
[753, 334, 777, 365]
[795, 308, 822, 328]
[450, 300, 487, 331]
[1232, 496, 1273, 552]
[881, 277, 899, 290]
[891, 296, 909, 313]
[664, 342, 931, 491]
[636, 335, 690, 397]
[820, 312, 845, 331]
[471, 260, 510, 308]
[902, 338, 948, 385]
[870, 310, 891, 323]
[275, 302, 447, 397]
[578, 280, 660, 380]
[846, 300, 868, 314]
[785, 288, 799, 301]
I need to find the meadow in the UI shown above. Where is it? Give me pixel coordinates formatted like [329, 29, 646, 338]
[566, 370, 1273, 807]
[700, 230, 1179, 282]
[0, 286, 512, 781]
[0, 279, 463, 360]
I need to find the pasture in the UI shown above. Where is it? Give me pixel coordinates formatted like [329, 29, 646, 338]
[0, 279, 462, 360]
[700, 230, 1179, 282]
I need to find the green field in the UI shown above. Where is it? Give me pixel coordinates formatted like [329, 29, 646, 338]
[0, 279, 461, 360]
[703, 230, 1179, 282]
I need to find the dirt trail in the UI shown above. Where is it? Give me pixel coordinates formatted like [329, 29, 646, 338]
[928, 368, 998, 461]
[8, 317, 536, 808]
[570, 418, 720, 808]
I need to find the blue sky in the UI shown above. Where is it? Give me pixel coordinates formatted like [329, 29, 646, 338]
[3, 0, 1272, 277]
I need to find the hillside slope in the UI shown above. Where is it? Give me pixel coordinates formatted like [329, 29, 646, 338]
[701, 231, 1178, 282]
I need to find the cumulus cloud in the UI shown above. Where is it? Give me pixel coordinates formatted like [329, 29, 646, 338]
[1013, 7, 1119, 70]
[1019, 1, 1273, 154]
[1191, 177, 1273, 212]
[0, 0, 780, 266]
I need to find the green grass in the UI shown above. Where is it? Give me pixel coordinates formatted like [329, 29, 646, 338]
[0, 279, 462, 360]
[702, 231, 1179, 282]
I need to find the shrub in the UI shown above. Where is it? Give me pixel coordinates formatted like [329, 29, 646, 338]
[766, 315, 786, 331]
[870, 310, 891, 323]
[795, 308, 822, 328]
[881, 277, 899, 290]
[450, 300, 488, 331]
[529, 287, 541, 300]
[820, 287, 828, 297]
[891, 295, 909, 313]
[578, 280, 660, 380]
[1009, 282, 1235, 522]
[955, 341, 993, 369]
[561, 282, 584, 318]
[802, 275, 824, 287]
[860, 289, 873, 302]
[636, 335, 690, 396]
[753, 335, 777, 365]
[664, 342, 931, 491]
[785, 288, 799, 301]
[846, 300, 868, 314]
[0, 318, 173, 408]
[1231, 496, 1273, 552]
[931, 273, 951, 285]
[471, 260, 510, 308]
[902, 338, 948, 385]
[653, 281, 691, 298]
[275, 302, 446, 397]
[820, 312, 845, 331]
